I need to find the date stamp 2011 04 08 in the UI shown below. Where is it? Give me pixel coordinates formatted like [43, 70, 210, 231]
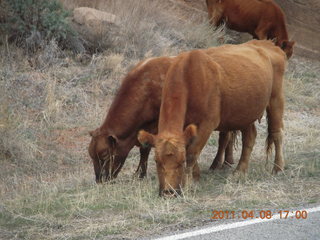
[211, 210, 308, 220]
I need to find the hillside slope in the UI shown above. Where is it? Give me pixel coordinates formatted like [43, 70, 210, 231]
[0, 1, 319, 239]
[60, 0, 320, 58]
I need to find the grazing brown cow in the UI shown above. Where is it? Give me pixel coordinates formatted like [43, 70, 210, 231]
[88, 56, 234, 183]
[88, 57, 173, 182]
[138, 40, 287, 197]
[206, 0, 295, 58]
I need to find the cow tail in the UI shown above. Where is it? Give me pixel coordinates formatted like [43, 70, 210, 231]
[265, 115, 274, 165]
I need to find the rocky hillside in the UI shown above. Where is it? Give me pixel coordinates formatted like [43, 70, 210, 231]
[60, 0, 320, 59]
[274, 0, 320, 59]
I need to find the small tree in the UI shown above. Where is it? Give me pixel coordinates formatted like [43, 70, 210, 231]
[0, 0, 80, 51]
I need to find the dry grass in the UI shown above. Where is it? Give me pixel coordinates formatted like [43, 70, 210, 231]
[68, 0, 223, 55]
[0, 0, 320, 239]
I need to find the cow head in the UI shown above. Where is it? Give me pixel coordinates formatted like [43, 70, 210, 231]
[88, 128, 130, 183]
[138, 124, 197, 197]
[280, 40, 295, 59]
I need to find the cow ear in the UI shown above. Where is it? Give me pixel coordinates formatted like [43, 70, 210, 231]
[89, 128, 100, 137]
[281, 40, 295, 50]
[281, 40, 288, 50]
[281, 40, 295, 58]
[289, 40, 295, 47]
[107, 135, 117, 147]
[183, 124, 197, 145]
[138, 130, 155, 147]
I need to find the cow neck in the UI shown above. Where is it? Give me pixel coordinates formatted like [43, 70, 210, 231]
[158, 68, 188, 136]
[100, 72, 153, 140]
[277, 26, 289, 44]
[275, 12, 289, 43]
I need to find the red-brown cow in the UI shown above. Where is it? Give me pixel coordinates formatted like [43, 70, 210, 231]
[138, 40, 287, 197]
[206, 0, 295, 58]
[88, 57, 173, 182]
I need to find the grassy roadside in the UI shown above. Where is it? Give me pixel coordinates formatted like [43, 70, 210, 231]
[1, 0, 320, 239]
[0, 50, 319, 239]
[1, 120, 319, 240]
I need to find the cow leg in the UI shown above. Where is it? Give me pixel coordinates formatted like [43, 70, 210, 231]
[93, 158, 104, 183]
[185, 152, 200, 184]
[235, 124, 257, 173]
[94, 158, 117, 182]
[208, 3, 224, 27]
[254, 22, 271, 40]
[109, 157, 126, 180]
[186, 123, 215, 182]
[135, 146, 151, 179]
[266, 95, 285, 174]
[192, 160, 200, 181]
[209, 131, 231, 170]
[224, 132, 235, 165]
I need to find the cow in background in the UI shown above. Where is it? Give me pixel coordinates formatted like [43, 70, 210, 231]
[206, 0, 295, 58]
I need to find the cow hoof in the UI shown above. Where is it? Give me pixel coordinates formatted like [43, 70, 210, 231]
[233, 169, 246, 175]
[209, 165, 217, 171]
[193, 174, 200, 182]
[224, 157, 235, 165]
[160, 189, 181, 198]
[272, 166, 284, 175]
[209, 161, 223, 171]
[138, 173, 146, 179]
[223, 161, 233, 168]
[233, 168, 247, 179]
[235, 166, 248, 173]
[228, 170, 247, 183]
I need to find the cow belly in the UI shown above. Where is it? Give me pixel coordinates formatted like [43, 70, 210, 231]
[216, 78, 272, 131]
[223, 1, 262, 34]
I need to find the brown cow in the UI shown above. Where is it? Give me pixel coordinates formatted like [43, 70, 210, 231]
[88, 56, 234, 183]
[206, 0, 295, 58]
[138, 40, 287, 197]
[88, 57, 172, 183]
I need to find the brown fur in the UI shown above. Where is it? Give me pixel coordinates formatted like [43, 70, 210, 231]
[138, 40, 287, 196]
[88, 56, 234, 183]
[88, 57, 173, 182]
[206, 0, 295, 58]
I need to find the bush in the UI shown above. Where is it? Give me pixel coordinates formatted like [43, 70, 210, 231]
[0, 0, 80, 51]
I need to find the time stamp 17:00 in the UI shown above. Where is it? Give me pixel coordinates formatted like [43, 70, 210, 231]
[211, 210, 308, 220]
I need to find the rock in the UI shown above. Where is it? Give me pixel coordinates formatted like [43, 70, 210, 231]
[59, 0, 108, 10]
[73, 7, 117, 26]
[72, 7, 119, 41]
